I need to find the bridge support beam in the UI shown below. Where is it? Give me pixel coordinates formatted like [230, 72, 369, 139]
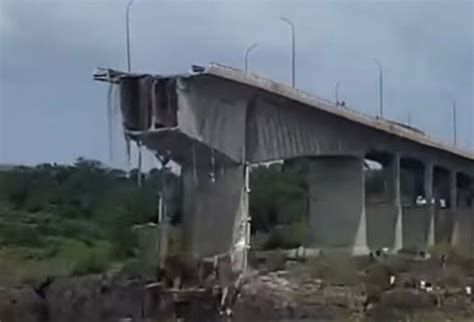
[450, 171, 468, 249]
[452, 208, 473, 250]
[365, 153, 401, 252]
[390, 154, 403, 252]
[307, 156, 369, 255]
[425, 163, 435, 248]
[450, 171, 460, 246]
[181, 163, 248, 270]
[399, 158, 433, 252]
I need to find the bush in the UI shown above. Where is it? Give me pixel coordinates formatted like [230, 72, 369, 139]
[262, 222, 309, 250]
[56, 239, 113, 275]
[0, 238, 115, 284]
[59, 219, 103, 244]
[300, 256, 362, 286]
[398, 246, 422, 256]
[0, 222, 46, 247]
[266, 250, 286, 271]
[439, 266, 466, 287]
[0, 247, 74, 284]
[251, 231, 270, 250]
[430, 242, 472, 265]
[167, 225, 183, 256]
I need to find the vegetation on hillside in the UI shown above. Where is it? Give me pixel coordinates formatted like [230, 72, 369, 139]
[0, 158, 177, 282]
[0, 158, 311, 282]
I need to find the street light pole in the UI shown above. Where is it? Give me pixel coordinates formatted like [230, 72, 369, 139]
[281, 16, 295, 87]
[126, 0, 139, 185]
[452, 99, 457, 146]
[373, 58, 384, 118]
[335, 81, 340, 106]
[445, 93, 458, 147]
[244, 43, 258, 73]
[126, 0, 135, 72]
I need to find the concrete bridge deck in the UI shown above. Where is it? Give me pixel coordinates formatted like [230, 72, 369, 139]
[94, 64, 473, 264]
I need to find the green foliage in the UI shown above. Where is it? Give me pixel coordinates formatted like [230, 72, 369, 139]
[266, 250, 286, 271]
[0, 158, 178, 282]
[262, 222, 309, 250]
[295, 256, 363, 286]
[0, 239, 114, 284]
[0, 158, 312, 281]
[250, 163, 307, 232]
[430, 242, 472, 263]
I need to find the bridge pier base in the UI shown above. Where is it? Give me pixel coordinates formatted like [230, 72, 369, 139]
[181, 163, 248, 270]
[451, 171, 472, 249]
[365, 153, 402, 253]
[307, 156, 369, 255]
[452, 174, 474, 250]
[424, 163, 435, 248]
[452, 210, 473, 250]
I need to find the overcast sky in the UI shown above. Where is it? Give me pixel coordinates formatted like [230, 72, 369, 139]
[0, 0, 473, 167]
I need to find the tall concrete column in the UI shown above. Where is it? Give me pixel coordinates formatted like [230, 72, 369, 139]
[390, 154, 403, 252]
[450, 171, 463, 248]
[450, 171, 457, 211]
[425, 163, 435, 247]
[181, 162, 247, 268]
[450, 171, 458, 245]
[366, 153, 401, 251]
[307, 156, 369, 255]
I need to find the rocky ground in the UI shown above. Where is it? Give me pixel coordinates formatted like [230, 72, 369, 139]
[1, 254, 474, 322]
[0, 273, 146, 322]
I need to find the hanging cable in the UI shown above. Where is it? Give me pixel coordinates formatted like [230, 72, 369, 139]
[137, 140, 142, 187]
[210, 148, 216, 183]
[192, 143, 198, 185]
[106, 83, 113, 164]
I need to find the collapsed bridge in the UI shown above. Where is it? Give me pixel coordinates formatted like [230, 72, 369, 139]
[94, 63, 474, 268]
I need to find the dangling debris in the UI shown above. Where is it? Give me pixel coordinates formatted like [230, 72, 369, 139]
[209, 148, 216, 183]
[106, 83, 113, 163]
[137, 140, 143, 187]
[192, 143, 197, 185]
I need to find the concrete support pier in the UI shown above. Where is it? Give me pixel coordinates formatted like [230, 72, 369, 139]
[450, 171, 460, 246]
[307, 156, 369, 255]
[425, 163, 435, 248]
[365, 153, 401, 252]
[390, 154, 403, 252]
[451, 172, 474, 249]
[181, 163, 248, 269]
[452, 209, 473, 249]
[400, 159, 432, 251]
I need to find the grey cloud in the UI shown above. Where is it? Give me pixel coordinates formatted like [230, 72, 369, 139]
[0, 0, 472, 165]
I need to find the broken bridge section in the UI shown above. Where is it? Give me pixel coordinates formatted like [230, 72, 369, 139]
[94, 64, 474, 260]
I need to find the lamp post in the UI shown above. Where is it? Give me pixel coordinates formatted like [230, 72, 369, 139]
[373, 58, 384, 118]
[452, 99, 457, 146]
[126, 0, 135, 72]
[335, 81, 341, 106]
[244, 43, 258, 73]
[126, 0, 140, 186]
[445, 93, 458, 147]
[281, 16, 295, 87]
